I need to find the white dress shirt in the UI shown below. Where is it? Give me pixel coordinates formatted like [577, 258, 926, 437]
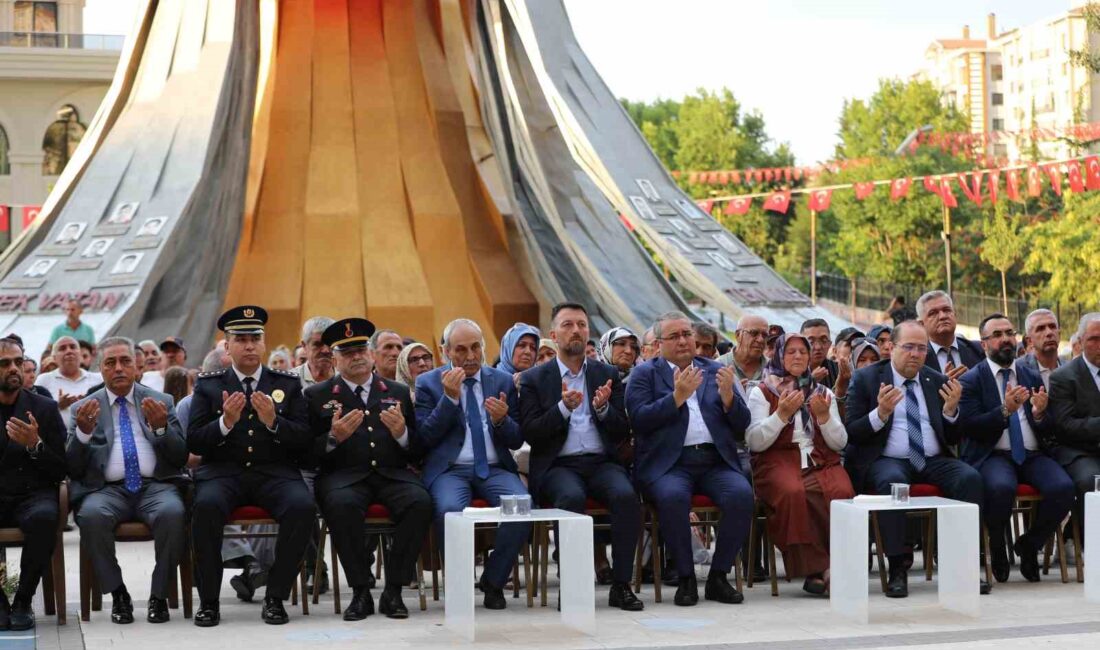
[447, 370, 500, 466]
[869, 365, 956, 459]
[556, 358, 607, 456]
[74, 388, 157, 480]
[746, 385, 847, 469]
[36, 368, 103, 429]
[667, 359, 714, 446]
[986, 359, 1039, 452]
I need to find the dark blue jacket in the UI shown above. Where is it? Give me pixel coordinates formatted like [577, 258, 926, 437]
[412, 365, 523, 488]
[624, 356, 750, 488]
[958, 359, 1053, 469]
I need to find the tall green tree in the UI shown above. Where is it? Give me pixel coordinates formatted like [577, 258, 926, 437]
[979, 200, 1025, 311]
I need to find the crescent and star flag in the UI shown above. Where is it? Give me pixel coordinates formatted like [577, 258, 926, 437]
[939, 177, 958, 208]
[1067, 162, 1085, 193]
[1026, 165, 1043, 197]
[923, 176, 942, 196]
[22, 206, 41, 229]
[1085, 156, 1100, 190]
[988, 170, 1000, 204]
[724, 197, 752, 215]
[889, 177, 912, 201]
[1006, 169, 1022, 201]
[0, 206, 8, 232]
[854, 182, 876, 200]
[807, 189, 832, 211]
[696, 199, 715, 214]
[957, 171, 983, 206]
[1045, 164, 1063, 196]
[764, 191, 791, 214]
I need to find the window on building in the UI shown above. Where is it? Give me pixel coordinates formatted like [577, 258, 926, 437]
[0, 125, 10, 175]
[992, 119, 1005, 131]
[42, 105, 86, 175]
[992, 93, 1004, 105]
[991, 64, 1003, 81]
[14, 1, 59, 47]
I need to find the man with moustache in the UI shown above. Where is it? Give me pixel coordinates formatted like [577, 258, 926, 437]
[957, 314, 1073, 583]
[917, 290, 983, 378]
[1020, 309, 1064, 390]
[0, 337, 66, 631]
[369, 329, 404, 382]
[187, 306, 316, 627]
[293, 317, 336, 389]
[413, 318, 529, 609]
[35, 336, 102, 429]
[67, 337, 188, 624]
[719, 313, 769, 390]
[306, 318, 431, 620]
[519, 303, 643, 611]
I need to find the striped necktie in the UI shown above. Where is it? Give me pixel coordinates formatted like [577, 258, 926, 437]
[903, 379, 926, 472]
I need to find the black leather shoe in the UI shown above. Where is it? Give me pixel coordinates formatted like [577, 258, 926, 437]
[261, 596, 289, 625]
[194, 601, 220, 627]
[0, 590, 11, 630]
[343, 587, 374, 621]
[608, 582, 644, 611]
[111, 590, 134, 624]
[991, 557, 1010, 583]
[379, 588, 408, 619]
[673, 575, 698, 606]
[9, 595, 34, 631]
[980, 579, 992, 595]
[661, 565, 680, 586]
[231, 564, 267, 602]
[146, 596, 169, 624]
[478, 575, 506, 610]
[1014, 539, 1041, 583]
[886, 560, 908, 598]
[704, 572, 744, 604]
[366, 572, 376, 590]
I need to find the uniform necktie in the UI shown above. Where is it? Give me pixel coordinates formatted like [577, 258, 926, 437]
[999, 369, 1027, 465]
[242, 376, 254, 402]
[354, 384, 366, 405]
[116, 396, 142, 493]
[464, 377, 490, 479]
[903, 379, 926, 472]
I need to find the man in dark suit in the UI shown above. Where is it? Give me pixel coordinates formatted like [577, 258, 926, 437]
[917, 290, 983, 377]
[845, 320, 986, 597]
[306, 318, 431, 621]
[413, 318, 529, 610]
[958, 314, 1073, 583]
[625, 310, 753, 607]
[67, 336, 189, 624]
[187, 306, 316, 627]
[1049, 312, 1100, 544]
[519, 303, 642, 611]
[0, 337, 66, 631]
[1019, 308, 1064, 390]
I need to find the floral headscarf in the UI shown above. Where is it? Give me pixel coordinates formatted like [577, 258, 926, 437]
[597, 326, 639, 374]
[762, 333, 817, 427]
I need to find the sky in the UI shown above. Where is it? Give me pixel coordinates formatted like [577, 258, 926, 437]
[85, 0, 1074, 165]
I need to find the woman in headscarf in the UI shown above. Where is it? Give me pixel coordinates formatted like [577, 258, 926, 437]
[536, 338, 558, 365]
[495, 322, 540, 386]
[597, 326, 640, 380]
[850, 339, 881, 371]
[745, 333, 854, 595]
[396, 342, 435, 398]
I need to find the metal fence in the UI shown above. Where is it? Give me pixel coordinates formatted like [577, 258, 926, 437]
[817, 272, 1091, 332]
[0, 32, 124, 50]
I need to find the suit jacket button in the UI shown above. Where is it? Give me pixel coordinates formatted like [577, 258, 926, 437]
[365, 411, 370, 416]
[370, 442, 376, 448]
[248, 446, 253, 453]
[248, 430, 254, 434]
[249, 413, 254, 420]
[371, 460, 377, 466]
[368, 426, 373, 432]
[245, 461, 252, 467]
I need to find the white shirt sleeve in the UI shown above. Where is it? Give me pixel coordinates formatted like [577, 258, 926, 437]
[868, 407, 887, 432]
[818, 389, 848, 451]
[745, 386, 788, 453]
[75, 429, 93, 444]
[395, 428, 409, 448]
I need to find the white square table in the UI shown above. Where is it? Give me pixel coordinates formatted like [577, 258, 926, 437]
[830, 496, 980, 622]
[444, 508, 594, 641]
[1087, 492, 1100, 603]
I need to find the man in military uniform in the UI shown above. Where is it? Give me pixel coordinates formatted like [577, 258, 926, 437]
[306, 318, 432, 620]
[187, 306, 316, 627]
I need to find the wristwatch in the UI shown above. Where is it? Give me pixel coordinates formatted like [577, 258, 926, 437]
[153, 427, 166, 438]
[1001, 405, 1013, 419]
[26, 440, 43, 458]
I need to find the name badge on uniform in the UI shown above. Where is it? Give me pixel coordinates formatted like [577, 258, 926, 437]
[381, 397, 400, 407]
[272, 389, 285, 404]
[322, 399, 340, 411]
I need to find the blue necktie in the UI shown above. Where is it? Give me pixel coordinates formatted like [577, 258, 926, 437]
[116, 396, 143, 493]
[903, 379, 926, 472]
[999, 369, 1027, 465]
[464, 378, 490, 479]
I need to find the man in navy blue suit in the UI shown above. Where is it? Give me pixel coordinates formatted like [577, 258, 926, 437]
[958, 314, 1073, 583]
[412, 318, 529, 610]
[625, 311, 753, 607]
[845, 320, 987, 598]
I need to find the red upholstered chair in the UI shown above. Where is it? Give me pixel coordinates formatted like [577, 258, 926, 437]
[999, 484, 1071, 583]
[0, 483, 67, 625]
[221, 506, 309, 614]
[870, 484, 941, 591]
[314, 504, 428, 614]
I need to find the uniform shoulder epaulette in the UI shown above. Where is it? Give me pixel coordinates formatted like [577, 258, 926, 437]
[268, 367, 299, 379]
[196, 368, 229, 379]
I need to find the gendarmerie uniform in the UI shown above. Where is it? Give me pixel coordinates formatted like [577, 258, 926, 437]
[305, 318, 431, 620]
[187, 306, 316, 627]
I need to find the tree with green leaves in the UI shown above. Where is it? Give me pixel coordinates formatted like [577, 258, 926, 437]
[979, 199, 1025, 312]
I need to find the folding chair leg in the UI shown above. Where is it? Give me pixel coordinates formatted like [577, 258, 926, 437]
[651, 509, 662, 604]
[1056, 523, 1069, 584]
[417, 553, 427, 612]
[633, 517, 645, 594]
[522, 542, 533, 608]
[1073, 513, 1084, 584]
[299, 561, 310, 615]
[430, 531, 439, 601]
[79, 541, 91, 622]
[540, 523, 550, 607]
[746, 513, 758, 589]
[870, 512, 887, 593]
[180, 544, 193, 619]
[331, 536, 342, 614]
[51, 537, 66, 624]
[167, 570, 179, 609]
[982, 523, 993, 586]
[41, 555, 56, 617]
[766, 530, 778, 598]
[313, 523, 328, 605]
[925, 513, 935, 581]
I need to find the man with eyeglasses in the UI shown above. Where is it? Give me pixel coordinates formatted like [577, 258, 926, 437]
[957, 314, 1073, 584]
[845, 320, 987, 598]
[800, 318, 852, 405]
[719, 314, 768, 390]
[916, 290, 983, 379]
[626, 311, 753, 606]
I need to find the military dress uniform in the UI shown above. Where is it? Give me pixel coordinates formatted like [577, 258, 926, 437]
[306, 318, 432, 620]
[187, 306, 316, 626]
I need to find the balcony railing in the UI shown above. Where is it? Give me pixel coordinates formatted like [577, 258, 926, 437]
[0, 32, 124, 50]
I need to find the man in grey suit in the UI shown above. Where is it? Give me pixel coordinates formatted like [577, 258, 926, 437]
[67, 336, 188, 625]
[1020, 308, 1064, 390]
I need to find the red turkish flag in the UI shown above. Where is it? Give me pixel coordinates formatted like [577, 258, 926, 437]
[939, 178, 958, 208]
[807, 189, 832, 211]
[696, 200, 714, 214]
[854, 182, 875, 200]
[1086, 156, 1100, 190]
[752, 170, 763, 184]
[22, 206, 41, 229]
[724, 197, 752, 215]
[957, 171, 983, 206]
[730, 171, 741, 184]
[1026, 165, 1043, 197]
[1006, 169, 1021, 201]
[988, 169, 1000, 204]
[0, 206, 8, 232]
[764, 191, 791, 214]
[923, 176, 942, 196]
[889, 177, 912, 201]
[1068, 162, 1085, 193]
[764, 169, 775, 183]
[688, 172, 701, 184]
[1045, 164, 1063, 196]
